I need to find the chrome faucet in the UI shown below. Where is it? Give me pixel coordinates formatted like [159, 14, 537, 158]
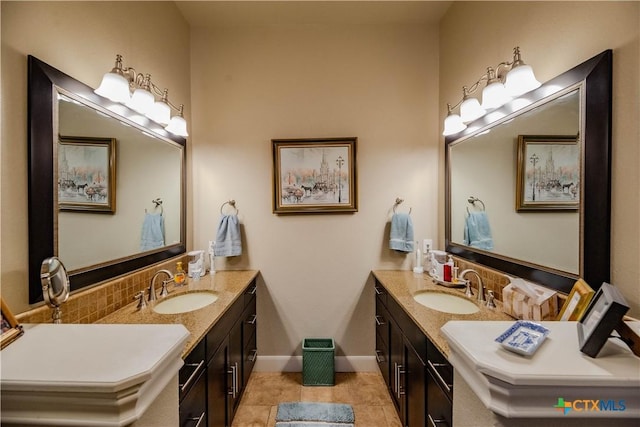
[149, 269, 174, 302]
[459, 269, 485, 303]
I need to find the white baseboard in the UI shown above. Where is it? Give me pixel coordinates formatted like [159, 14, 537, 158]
[254, 356, 378, 373]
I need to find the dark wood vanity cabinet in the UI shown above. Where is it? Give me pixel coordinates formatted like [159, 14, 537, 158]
[375, 280, 451, 427]
[179, 281, 257, 427]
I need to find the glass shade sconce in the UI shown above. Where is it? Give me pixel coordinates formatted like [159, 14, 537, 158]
[442, 47, 540, 136]
[95, 55, 189, 137]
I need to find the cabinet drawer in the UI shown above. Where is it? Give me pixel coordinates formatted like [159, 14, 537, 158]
[375, 298, 390, 347]
[243, 299, 257, 348]
[427, 342, 453, 400]
[244, 281, 257, 307]
[374, 281, 387, 306]
[179, 367, 206, 427]
[427, 368, 452, 427]
[243, 331, 257, 387]
[374, 335, 390, 387]
[180, 340, 206, 401]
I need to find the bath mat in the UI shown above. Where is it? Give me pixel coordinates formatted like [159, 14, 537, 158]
[275, 402, 355, 426]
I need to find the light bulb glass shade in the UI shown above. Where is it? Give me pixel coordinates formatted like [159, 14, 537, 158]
[147, 100, 171, 125]
[94, 72, 131, 103]
[460, 97, 486, 123]
[442, 113, 466, 136]
[481, 81, 511, 110]
[504, 64, 541, 97]
[166, 115, 188, 137]
[126, 88, 155, 114]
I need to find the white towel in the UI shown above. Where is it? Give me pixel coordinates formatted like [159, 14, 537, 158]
[214, 214, 242, 257]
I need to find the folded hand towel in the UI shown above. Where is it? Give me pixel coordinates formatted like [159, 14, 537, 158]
[140, 213, 165, 251]
[389, 213, 414, 253]
[214, 214, 242, 257]
[464, 211, 493, 250]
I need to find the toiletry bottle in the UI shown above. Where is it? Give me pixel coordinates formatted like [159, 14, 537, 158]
[443, 255, 454, 282]
[174, 261, 186, 285]
[413, 242, 424, 273]
[452, 266, 459, 284]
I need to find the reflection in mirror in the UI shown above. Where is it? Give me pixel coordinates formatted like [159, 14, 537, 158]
[446, 50, 612, 293]
[58, 95, 182, 271]
[40, 257, 70, 323]
[28, 56, 186, 303]
[450, 90, 580, 274]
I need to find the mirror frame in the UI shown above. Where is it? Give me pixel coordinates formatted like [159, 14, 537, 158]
[445, 50, 612, 294]
[28, 55, 187, 304]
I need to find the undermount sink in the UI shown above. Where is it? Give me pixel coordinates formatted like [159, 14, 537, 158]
[413, 291, 479, 315]
[153, 291, 218, 314]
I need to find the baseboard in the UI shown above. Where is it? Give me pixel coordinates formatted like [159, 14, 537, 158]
[254, 356, 378, 373]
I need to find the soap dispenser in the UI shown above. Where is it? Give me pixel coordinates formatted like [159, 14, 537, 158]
[443, 255, 454, 282]
[174, 261, 186, 286]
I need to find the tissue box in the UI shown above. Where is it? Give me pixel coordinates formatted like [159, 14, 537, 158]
[502, 282, 558, 321]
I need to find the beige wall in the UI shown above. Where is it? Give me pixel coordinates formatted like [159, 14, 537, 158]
[1, 1, 191, 313]
[440, 1, 640, 316]
[190, 23, 440, 358]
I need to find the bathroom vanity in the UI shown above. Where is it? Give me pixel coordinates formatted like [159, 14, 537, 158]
[99, 270, 259, 427]
[373, 270, 640, 426]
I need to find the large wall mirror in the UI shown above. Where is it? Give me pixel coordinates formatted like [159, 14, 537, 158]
[28, 56, 186, 303]
[446, 50, 612, 294]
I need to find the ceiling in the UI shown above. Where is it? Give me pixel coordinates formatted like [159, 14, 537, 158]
[176, 1, 453, 28]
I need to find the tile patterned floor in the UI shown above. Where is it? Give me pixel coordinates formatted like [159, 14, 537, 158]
[232, 372, 402, 427]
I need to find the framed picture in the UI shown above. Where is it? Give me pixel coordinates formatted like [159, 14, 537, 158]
[577, 282, 629, 358]
[557, 278, 595, 321]
[516, 135, 580, 212]
[272, 137, 357, 214]
[58, 136, 116, 213]
[1, 297, 24, 349]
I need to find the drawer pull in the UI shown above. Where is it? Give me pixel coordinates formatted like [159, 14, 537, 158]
[248, 349, 258, 362]
[375, 349, 385, 363]
[189, 412, 206, 427]
[428, 360, 452, 393]
[228, 362, 238, 399]
[246, 314, 257, 325]
[374, 286, 384, 295]
[180, 360, 205, 393]
[428, 414, 449, 427]
[248, 285, 257, 295]
[374, 315, 386, 326]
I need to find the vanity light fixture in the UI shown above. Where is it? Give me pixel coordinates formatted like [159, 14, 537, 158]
[95, 54, 189, 137]
[443, 47, 540, 136]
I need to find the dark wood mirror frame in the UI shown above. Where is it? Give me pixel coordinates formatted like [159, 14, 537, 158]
[445, 50, 612, 294]
[28, 56, 187, 303]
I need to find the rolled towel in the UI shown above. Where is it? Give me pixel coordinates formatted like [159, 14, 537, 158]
[389, 213, 414, 253]
[214, 214, 242, 257]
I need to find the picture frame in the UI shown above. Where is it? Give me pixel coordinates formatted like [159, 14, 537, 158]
[516, 135, 580, 212]
[577, 282, 629, 358]
[272, 137, 357, 214]
[58, 135, 116, 213]
[1, 297, 24, 349]
[556, 278, 595, 321]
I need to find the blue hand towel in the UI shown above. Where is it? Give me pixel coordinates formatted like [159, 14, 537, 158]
[389, 213, 414, 253]
[464, 211, 494, 250]
[140, 213, 165, 251]
[214, 214, 242, 257]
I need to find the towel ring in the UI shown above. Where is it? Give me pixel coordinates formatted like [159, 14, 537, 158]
[220, 200, 239, 215]
[149, 198, 163, 215]
[466, 196, 485, 214]
[393, 197, 411, 215]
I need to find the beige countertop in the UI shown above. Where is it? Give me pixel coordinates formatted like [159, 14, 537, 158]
[372, 270, 512, 358]
[97, 270, 259, 358]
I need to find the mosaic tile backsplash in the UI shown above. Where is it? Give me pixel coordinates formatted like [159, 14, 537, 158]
[16, 256, 188, 325]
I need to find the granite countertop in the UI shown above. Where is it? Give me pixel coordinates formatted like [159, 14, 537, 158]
[372, 270, 512, 358]
[97, 270, 259, 358]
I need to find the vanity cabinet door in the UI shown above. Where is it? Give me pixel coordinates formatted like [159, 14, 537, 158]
[227, 319, 243, 421]
[389, 317, 406, 423]
[405, 340, 426, 427]
[207, 336, 229, 427]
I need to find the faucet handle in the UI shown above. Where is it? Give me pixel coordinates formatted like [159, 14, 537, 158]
[134, 291, 147, 310]
[160, 279, 172, 298]
[485, 290, 496, 309]
[463, 280, 474, 298]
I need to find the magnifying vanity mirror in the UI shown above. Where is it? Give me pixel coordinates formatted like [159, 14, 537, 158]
[28, 56, 186, 304]
[445, 50, 612, 294]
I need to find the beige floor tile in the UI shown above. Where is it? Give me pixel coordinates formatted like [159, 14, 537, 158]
[382, 404, 402, 427]
[352, 404, 390, 427]
[231, 405, 271, 427]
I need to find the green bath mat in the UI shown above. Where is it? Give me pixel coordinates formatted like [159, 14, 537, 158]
[275, 402, 355, 426]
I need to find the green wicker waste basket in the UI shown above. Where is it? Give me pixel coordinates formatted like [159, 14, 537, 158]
[302, 338, 335, 386]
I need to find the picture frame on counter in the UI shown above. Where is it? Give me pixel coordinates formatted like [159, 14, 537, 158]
[577, 282, 629, 358]
[557, 278, 595, 321]
[1, 297, 24, 349]
[272, 137, 357, 214]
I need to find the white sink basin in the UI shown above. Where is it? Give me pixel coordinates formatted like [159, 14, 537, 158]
[413, 292, 479, 314]
[153, 292, 218, 314]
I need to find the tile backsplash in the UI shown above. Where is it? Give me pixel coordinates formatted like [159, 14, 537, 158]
[16, 256, 187, 325]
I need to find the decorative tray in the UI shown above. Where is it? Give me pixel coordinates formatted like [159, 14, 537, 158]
[495, 320, 550, 356]
[427, 273, 466, 288]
